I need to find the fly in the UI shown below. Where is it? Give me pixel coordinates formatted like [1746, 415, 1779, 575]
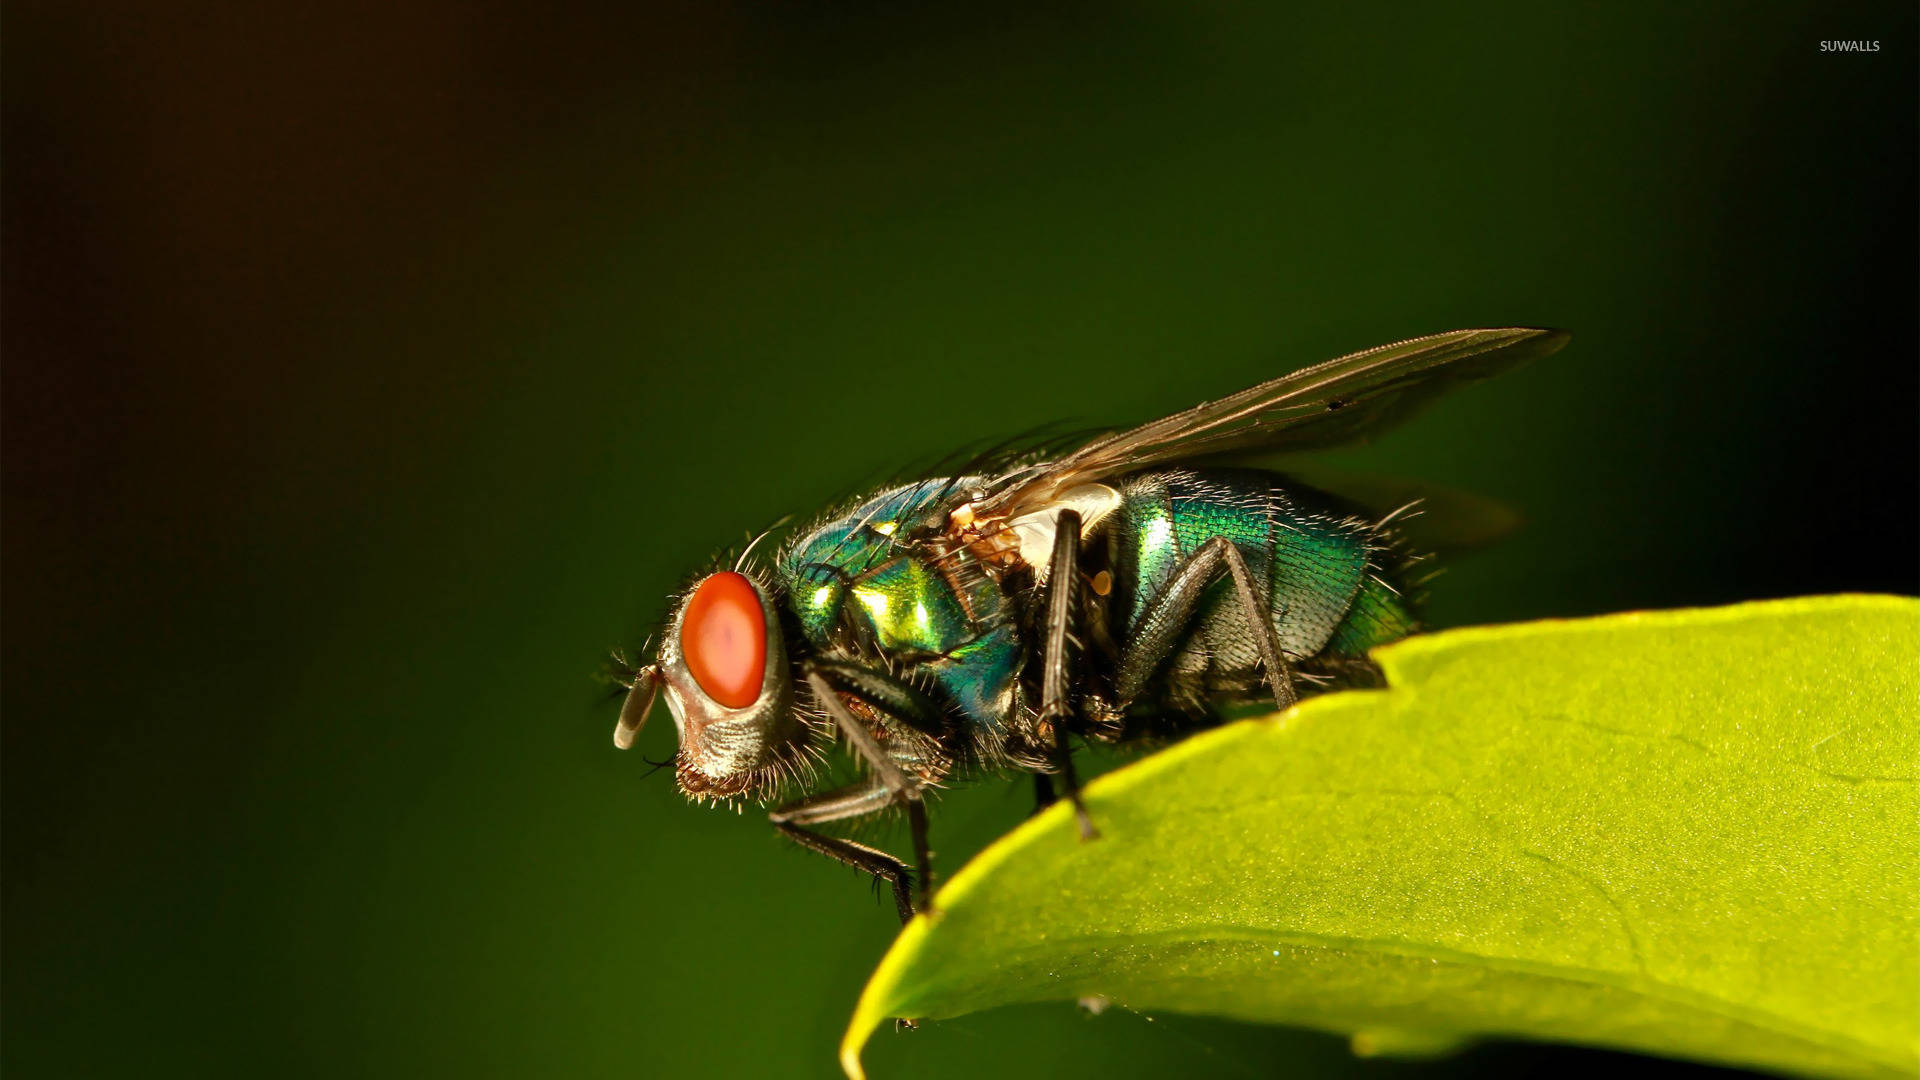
[609, 327, 1569, 923]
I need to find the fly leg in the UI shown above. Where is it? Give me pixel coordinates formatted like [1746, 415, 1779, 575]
[803, 664, 941, 917]
[1031, 773, 1056, 815]
[769, 780, 915, 924]
[1040, 509, 1098, 839]
[807, 658, 948, 739]
[1115, 536, 1298, 711]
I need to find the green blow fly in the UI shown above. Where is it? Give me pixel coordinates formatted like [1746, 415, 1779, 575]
[610, 327, 1568, 922]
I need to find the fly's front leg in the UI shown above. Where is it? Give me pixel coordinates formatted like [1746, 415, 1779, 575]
[1040, 509, 1097, 839]
[770, 780, 915, 924]
[804, 664, 940, 917]
[1115, 536, 1298, 711]
[1031, 773, 1057, 815]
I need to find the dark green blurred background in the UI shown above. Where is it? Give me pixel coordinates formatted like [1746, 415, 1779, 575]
[6, 3, 1915, 1077]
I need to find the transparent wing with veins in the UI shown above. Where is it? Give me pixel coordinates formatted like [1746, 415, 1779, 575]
[971, 327, 1569, 523]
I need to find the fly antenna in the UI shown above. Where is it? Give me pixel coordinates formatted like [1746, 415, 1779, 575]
[613, 664, 662, 750]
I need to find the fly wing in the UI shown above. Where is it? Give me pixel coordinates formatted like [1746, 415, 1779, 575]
[1268, 463, 1523, 559]
[973, 327, 1568, 517]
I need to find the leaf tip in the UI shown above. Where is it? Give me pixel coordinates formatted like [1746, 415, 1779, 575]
[840, 988, 885, 1080]
[838, 1038, 868, 1080]
[841, 915, 932, 1080]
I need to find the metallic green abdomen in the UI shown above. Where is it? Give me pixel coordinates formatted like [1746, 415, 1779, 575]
[1106, 469, 1416, 699]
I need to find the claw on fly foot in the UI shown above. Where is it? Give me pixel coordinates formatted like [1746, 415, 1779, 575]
[1073, 802, 1100, 841]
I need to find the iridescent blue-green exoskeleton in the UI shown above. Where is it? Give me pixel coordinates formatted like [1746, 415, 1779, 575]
[610, 327, 1568, 923]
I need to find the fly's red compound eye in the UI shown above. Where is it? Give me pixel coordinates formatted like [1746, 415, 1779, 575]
[679, 572, 767, 709]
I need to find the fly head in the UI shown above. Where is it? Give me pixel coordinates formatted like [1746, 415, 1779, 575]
[613, 570, 804, 801]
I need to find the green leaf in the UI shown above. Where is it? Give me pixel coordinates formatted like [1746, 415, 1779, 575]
[842, 595, 1920, 1079]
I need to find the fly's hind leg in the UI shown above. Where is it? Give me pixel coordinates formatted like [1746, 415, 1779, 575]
[770, 780, 914, 923]
[803, 663, 940, 917]
[1114, 535, 1298, 712]
[1040, 509, 1099, 840]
